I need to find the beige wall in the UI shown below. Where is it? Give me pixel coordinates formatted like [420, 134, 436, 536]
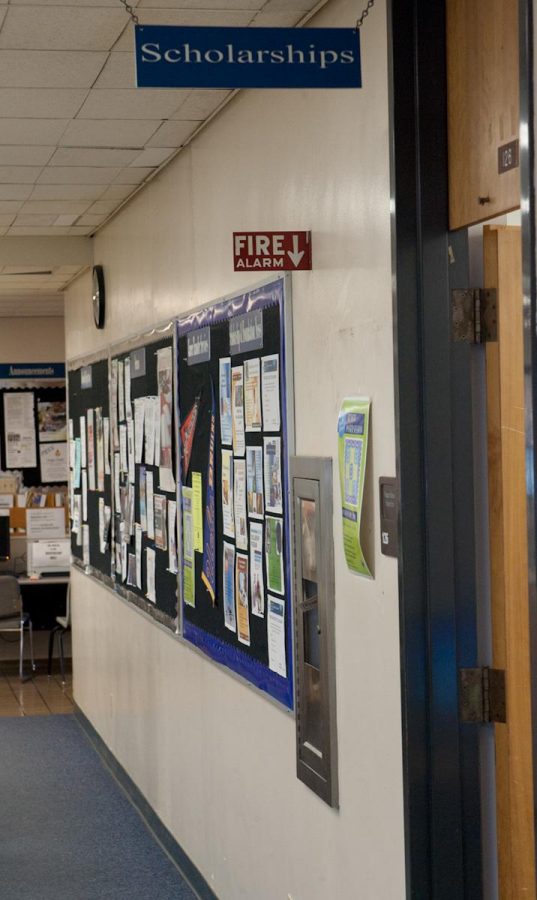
[65, 1, 406, 897]
[0, 316, 65, 362]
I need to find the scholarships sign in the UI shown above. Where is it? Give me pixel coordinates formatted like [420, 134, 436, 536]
[135, 26, 362, 89]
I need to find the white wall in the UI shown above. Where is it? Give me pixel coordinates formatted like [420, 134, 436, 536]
[0, 316, 65, 362]
[64, 1, 406, 897]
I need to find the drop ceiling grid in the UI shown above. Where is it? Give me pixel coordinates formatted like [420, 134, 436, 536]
[0, 0, 320, 238]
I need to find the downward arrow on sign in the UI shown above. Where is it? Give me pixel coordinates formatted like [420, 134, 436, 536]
[287, 234, 305, 268]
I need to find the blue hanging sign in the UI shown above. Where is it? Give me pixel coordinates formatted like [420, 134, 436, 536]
[135, 25, 361, 90]
[0, 363, 65, 379]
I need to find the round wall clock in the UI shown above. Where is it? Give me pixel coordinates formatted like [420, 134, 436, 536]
[92, 265, 105, 329]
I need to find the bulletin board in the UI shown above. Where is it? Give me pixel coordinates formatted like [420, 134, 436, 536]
[110, 325, 178, 630]
[177, 275, 294, 709]
[67, 354, 113, 584]
[0, 364, 67, 488]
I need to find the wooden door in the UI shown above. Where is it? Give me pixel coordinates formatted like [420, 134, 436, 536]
[484, 224, 535, 898]
[447, 0, 520, 229]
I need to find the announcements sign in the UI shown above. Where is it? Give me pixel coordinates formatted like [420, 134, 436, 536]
[135, 26, 362, 90]
[233, 232, 312, 272]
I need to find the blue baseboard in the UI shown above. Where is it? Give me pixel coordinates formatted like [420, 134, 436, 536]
[74, 706, 218, 900]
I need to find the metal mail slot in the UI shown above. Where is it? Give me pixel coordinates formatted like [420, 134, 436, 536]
[290, 456, 338, 808]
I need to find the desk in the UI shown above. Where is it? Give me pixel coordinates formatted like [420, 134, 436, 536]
[18, 574, 69, 630]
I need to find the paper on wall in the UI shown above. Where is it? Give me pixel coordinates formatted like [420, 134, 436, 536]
[182, 488, 194, 605]
[87, 408, 95, 491]
[40, 442, 68, 484]
[221, 450, 234, 539]
[223, 541, 236, 632]
[127, 418, 135, 485]
[95, 407, 105, 492]
[244, 358, 262, 432]
[192, 471, 203, 553]
[133, 398, 145, 464]
[110, 358, 119, 451]
[219, 357, 232, 445]
[145, 547, 156, 602]
[261, 354, 280, 432]
[114, 453, 120, 511]
[124, 357, 132, 420]
[250, 521, 265, 618]
[82, 524, 90, 566]
[167, 499, 178, 574]
[139, 465, 147, 532]
[146, 469, 154, 540]
[157, 346, 174, 492]
[233, 458, 247, 551]
[144, 396, 157, 466]
[79, 415, 87, 468]
[135, 523, 142, 588]
[154, 494, 167, 551]
[265, 515, 284, 596]
[82, 469, 88, 522]
[231, 366, 245, 456]
[263, 436, 283, 515]
[119, 423, 128, 475]
[246, 446, 264, 519]
[3, 392, 37, 469]
[267, 595, 286, 677]
[103, 417, 111, 475]
[235, 552, 250, 646]
[118, 359, 125, 423]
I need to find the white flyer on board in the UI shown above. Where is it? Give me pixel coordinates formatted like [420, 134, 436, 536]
[261, 354, 280, 432]
[146, 547, 156, 603]
[233, 458, 248, 551]
[4, 392, 36, 468]
[267, 595, 286, 677]
[146, 469, 155, 540]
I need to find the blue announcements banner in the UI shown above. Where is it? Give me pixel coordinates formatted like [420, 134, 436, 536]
[135, 25, 362, 89]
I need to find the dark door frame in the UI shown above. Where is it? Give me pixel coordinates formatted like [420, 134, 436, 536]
[390, 0, 537, 896]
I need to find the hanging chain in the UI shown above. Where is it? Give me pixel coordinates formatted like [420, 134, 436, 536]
[118, 0, 139, 25]
[356, 0, 375, 29]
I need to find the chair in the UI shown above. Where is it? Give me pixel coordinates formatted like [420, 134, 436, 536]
[47, 583, 70, 684]
[0, 575, 35, 681]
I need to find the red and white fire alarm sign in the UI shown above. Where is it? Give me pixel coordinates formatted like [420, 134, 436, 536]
[233, 231, 312, 271]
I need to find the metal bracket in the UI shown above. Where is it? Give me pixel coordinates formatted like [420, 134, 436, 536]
[459, 667, 506, 723]
[452, 288, 498, 343]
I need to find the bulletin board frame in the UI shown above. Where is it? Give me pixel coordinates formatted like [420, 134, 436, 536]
[176, 274, 295, 710]
[109, 321, 179, 631]
[67, 348, 113, 588]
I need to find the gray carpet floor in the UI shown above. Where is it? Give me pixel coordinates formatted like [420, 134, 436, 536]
[0, 715, 197, 899]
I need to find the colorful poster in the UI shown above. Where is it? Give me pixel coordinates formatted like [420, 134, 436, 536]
[201, 389, 216, 603]
[337, 397, 371, 577]
[180, 396, 199, 480]
[219, 357, 232, 445]
[167, 499, 178, 574]
[267, 595, 286, 677]
[146, 469, 155, 540]
[37, 400, 66, 442]
[221, 450, 234, 538]
[261, 354, 280, 432]
[223, 541, 236, 632]
[231, 365, 245, 456]
[182, 488, 194, 606]
[244, 358, 262, 432]
[154, 494, 167, 551]
[4, 392, 36, 468]
[157, 346, 174, 471]
[265, 515, 284, 595]
[235, 552, 250, 646]
[192, 471, 203, 552]
[95, 407, 105, 491]
[250, 522, 265, 617]
[246, 446, 264, 519]
[263, 436, 282, 515]
[233, 458, 247, 551]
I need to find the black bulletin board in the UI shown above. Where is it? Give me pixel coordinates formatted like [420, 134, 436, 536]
[177, 276, 294, 709]
[0, 385, 67, 488]
[68, 357, 113, 583]
[111, 329, 178, 630]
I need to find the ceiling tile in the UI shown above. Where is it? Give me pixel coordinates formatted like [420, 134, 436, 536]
[147, 120, 197, 147]
[76, 213, 107, 227]
[0, 166, 42, 183]
[251, 10, 309, 26]
[172, 89, 230, 120]
[0, 8, 127, 52]
[92, 52, 136, 89]
[99, 183, 134, 200]
[77, 88, 190, 120]
[137, 0, 263, 7]
[0, 214, 16, 228]
[129, 147, 175, 167]
[0, 184, 33, 200]
[37, 166, 122, 184]
[60, 119, 159, 149]
[0, 146, 54, 165]
[14, 214, 58, 227]
[0, 51, 107, 88]
[85, 200, 117, 216]
[21, 200, 92, 214]
[0, 88, 88, 118]
[113, 10, 254, 50]
[257, 0, 311, 10]
[30, 183, 105, 201]
[113, 166, 154, 183]
[10, 0, 119, 5]
[49, 148, 140, 167]
[54, 214, 80, 226]
[0, 119, 68, 145]
[0, 200, 24, 214]
[56, 265, 85, 275]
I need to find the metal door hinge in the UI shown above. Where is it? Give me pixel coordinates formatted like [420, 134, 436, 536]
[452, 288, 498, 343]
[459, 667, 506, 723]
